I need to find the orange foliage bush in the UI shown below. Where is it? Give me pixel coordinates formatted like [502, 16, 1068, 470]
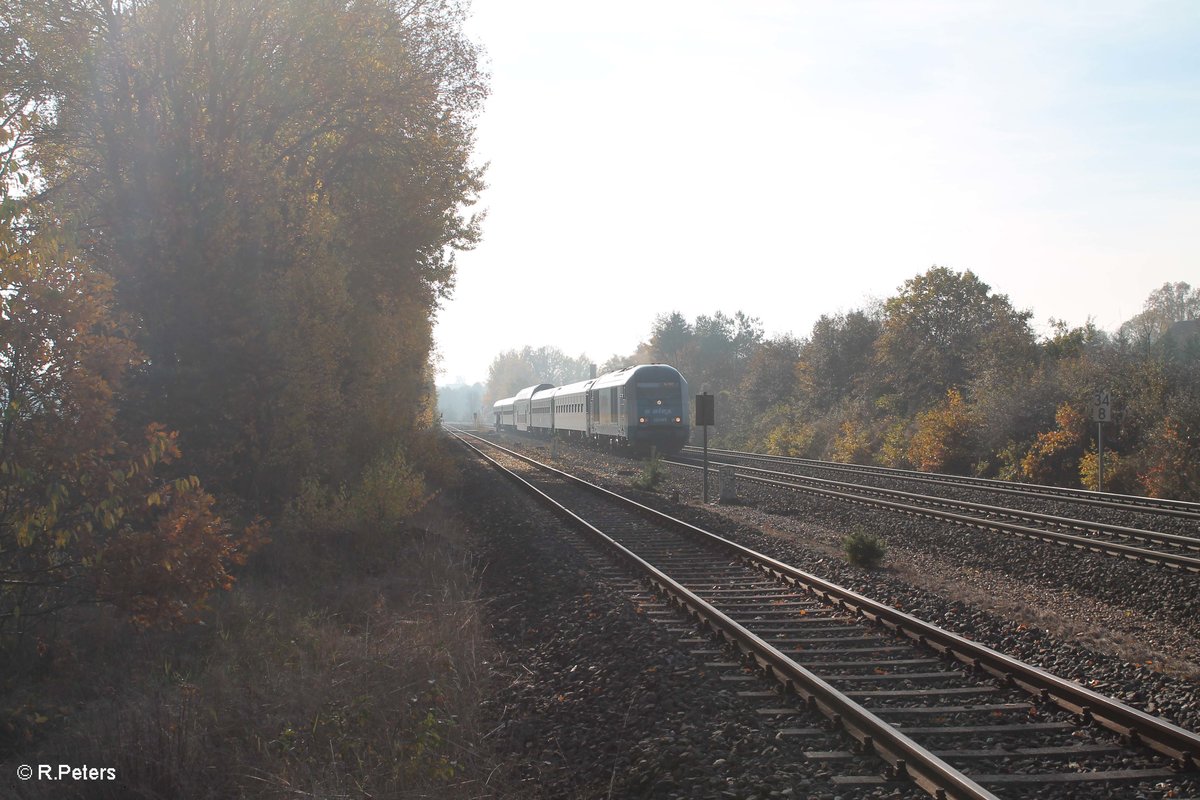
[1138, 416, 1199, 500]
[831, 418, 872, 464]
[1020, 403, 1086, 485]
[907, 388, 973, 473]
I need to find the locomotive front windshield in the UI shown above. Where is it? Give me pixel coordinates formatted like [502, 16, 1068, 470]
[635, 381, 681, 423]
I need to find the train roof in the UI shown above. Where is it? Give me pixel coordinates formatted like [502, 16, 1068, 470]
[550, 378, 595, 397]
[492, 397, 515, 410]
[589, 364, 685, 391]
[513, 383, 554, 402]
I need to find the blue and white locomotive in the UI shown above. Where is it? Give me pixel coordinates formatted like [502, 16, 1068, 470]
[492, 364, 690, 453]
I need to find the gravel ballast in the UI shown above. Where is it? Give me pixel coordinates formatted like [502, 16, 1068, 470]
[459, 448, 926, 799]
[453, 430, 1200, 798]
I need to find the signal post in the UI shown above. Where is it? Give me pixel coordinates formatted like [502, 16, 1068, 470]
[696, 392, 715, 502]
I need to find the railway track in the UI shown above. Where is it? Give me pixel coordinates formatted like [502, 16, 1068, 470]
[668, 453, 1200, 574]
[449, 427, 1200, 799]
[681, 446, 1200, 523]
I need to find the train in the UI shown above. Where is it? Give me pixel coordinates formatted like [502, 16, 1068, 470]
[492, 364, 691, 453]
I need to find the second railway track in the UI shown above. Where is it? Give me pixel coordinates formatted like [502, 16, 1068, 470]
[450, 427, 1200, 800]
[681, 446, 1200, 524]
[668, 452, 1200, 573]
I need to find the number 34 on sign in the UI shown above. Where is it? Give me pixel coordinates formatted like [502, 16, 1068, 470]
[1092, 391, 1112, 423]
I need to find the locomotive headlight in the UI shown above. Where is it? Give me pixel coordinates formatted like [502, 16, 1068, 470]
[675, 416, 681, 423]
[656, 399, 662, 405]
[638, 417, 646, 424]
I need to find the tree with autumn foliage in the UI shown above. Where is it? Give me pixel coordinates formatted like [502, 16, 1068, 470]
[0, 64, 268, 633]
[6, 0, 487, 510]
[0, 201, 262, 632]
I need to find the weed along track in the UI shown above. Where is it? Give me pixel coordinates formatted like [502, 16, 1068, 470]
[450, 428, 1200, 799]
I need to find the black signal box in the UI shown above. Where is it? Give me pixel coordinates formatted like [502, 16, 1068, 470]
[695, 393, 715, 426]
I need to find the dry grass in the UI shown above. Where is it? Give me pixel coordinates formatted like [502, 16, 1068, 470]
[3, 492, 504, 799]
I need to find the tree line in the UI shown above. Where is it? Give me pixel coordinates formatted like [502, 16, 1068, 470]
[2, 0, 485, 634]
[478, 270, 1199, 500]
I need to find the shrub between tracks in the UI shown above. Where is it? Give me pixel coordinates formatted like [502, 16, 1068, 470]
[843, 529, 888, 568]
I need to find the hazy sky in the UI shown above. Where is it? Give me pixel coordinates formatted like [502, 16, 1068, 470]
[433, 0, 1198, 385]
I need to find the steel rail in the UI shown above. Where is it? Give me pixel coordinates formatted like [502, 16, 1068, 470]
[450, 428, 1200, 792]
[682, 446, 1200, 520]
[667, 457, 1200, 573]
[677, 455, 1200, 551]
[450, 430, 999, 800]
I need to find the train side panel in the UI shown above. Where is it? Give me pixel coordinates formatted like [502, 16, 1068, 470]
[492, 397, 516, 430]
[530, 387, 556, 433]
[512, 383, 553, 432]
[550, 380, 593, 438]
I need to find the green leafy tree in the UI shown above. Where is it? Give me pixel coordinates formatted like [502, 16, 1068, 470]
[647, 311, 756, 442]
[732, 334, 802, 444]
[797, 310, 881, 410]
[692, 310, 763, 391]
[875, 267, 1036, 411]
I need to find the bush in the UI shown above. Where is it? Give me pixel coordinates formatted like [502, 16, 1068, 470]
[844, 530, 887, 568]
[631, 452, 667, 491]
[349, 447, 427, 528]
[285, 446, 427, 535]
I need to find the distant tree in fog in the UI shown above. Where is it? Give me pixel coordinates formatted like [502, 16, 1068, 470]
[436, 382, 486, 423]
[646, 310, 762, 395]
[1118, 282, 1200, 348]
[649, 312, 695, 373]
[524, 346, 594, 385]
[483, 346, 592, 406]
